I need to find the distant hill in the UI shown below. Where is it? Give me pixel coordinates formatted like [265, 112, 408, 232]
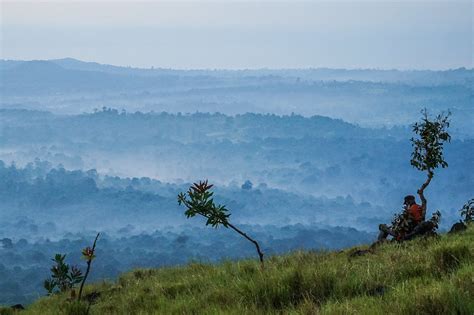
[1, 58, 472, 137]
[49, 58, 474, 85]
[7, 226, 473, 314]
[2, 58, 473, 83]
[1, 60, 152, 92]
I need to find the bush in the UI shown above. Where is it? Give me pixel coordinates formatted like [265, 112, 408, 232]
[44, 254, 83, 295]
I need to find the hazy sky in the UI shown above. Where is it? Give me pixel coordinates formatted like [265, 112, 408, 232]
[1, 1, 472, 69]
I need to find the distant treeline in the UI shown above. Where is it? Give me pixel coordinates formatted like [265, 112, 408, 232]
[1, 110, 472, 220]
[0, 160, 386, 238]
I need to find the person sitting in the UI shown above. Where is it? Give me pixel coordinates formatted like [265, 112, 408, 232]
[404, 194, 424, 224]
[377, 195, 423, 241]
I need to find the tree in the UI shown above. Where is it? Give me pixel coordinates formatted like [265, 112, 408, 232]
[241, 180, 253, 190]
[178, 180, 264, 267]
[0, 238, 13, 249]
[410, 109, 451, 219]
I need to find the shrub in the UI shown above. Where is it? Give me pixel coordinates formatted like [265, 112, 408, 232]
[44, 254, 83, 295]
[43, 232, 100, 304]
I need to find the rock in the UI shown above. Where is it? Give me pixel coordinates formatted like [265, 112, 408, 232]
[85, 291, 101, 303]
[11, 304, 25, 310]
[368, 285, 386, 296]
[348, 248, 372, 258]
[449, 222, 467, 234]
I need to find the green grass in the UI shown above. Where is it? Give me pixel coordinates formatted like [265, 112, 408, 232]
[2, 226, 473, 315]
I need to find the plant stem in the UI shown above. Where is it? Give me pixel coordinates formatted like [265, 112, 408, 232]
[78, 233, 100, 301]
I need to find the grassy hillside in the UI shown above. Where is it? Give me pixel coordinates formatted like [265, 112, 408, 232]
[2, 226, 473, 315]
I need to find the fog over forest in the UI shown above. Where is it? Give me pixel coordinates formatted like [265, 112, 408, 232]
[0, 59, 472, 304]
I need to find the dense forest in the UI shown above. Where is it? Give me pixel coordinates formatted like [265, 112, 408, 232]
[1, 109, 472, 217]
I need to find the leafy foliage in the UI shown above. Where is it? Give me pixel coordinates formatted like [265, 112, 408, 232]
[410, 109, 451, 172]
[429, 210, 442, 231]
[43, 254, 83, 295]
[460, 198, 474, 223]
[390, 210, 413, 239]
[178, 181, 264, 265]
[409, 109, 451, 220]
[178, 180, 230, 228]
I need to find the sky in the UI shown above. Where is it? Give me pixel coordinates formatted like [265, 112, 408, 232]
[1, 0, 472, 70]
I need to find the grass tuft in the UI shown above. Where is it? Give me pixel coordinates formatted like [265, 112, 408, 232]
[432, 243, 471, 273]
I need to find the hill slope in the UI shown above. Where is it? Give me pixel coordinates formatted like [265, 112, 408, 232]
[3, 227, 474, 314]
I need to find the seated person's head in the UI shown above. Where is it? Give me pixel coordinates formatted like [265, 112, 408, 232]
[404, 195, 416, 206]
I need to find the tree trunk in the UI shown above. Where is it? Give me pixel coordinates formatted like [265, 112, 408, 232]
[227, 223, 264, 268]
[417, 170, 433, 220]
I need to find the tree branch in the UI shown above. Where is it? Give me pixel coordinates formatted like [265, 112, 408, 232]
[227, 223, 264, 267]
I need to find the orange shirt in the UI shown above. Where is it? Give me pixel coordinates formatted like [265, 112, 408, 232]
[408, 204, 423, 224]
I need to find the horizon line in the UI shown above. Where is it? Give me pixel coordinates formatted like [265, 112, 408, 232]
[1, 57, 472, 72]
